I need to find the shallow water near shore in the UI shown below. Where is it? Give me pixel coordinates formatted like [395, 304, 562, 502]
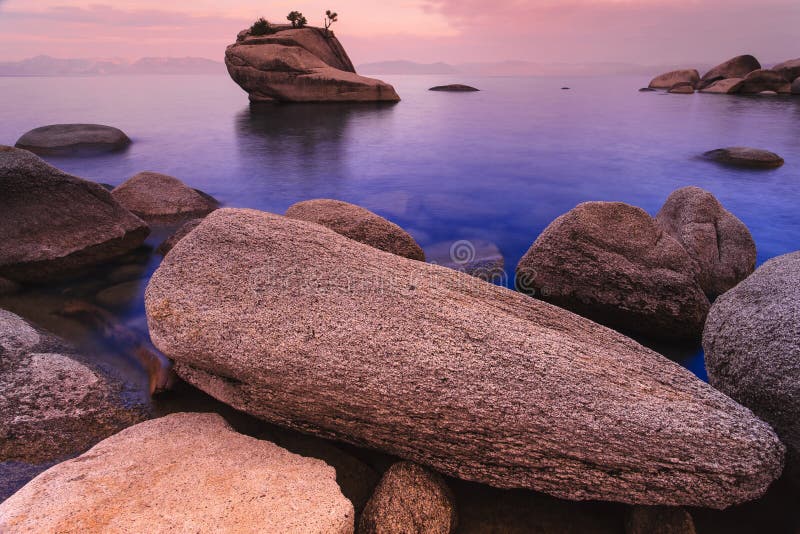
[2, 74, 800, 521]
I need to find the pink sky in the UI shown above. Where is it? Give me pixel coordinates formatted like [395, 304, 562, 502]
[0, 0, 798, 65]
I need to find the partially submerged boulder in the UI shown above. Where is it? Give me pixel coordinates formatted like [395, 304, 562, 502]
[359, 462, 457, 534]
[111, 172, 218, 221]
[145, 208, 784, 508]
[0, 146, 149, 283]
[429, 84, 480, 92]
[649, 69, 699, 89]
[668, 83, 694, 94]
[226, 26, 399, 103]
[515, 202, 710, 341]
[737, 69, 791, 94]
[656, 187, 756, 297]
[699, 55, 761, 88]
[702, 147, 784, 169]
[0, 309, 146, 464]
[772, 58, 800, 82]
[286, 199, 424, 261]
[704, 251, 800, 480]
[15, 124, 131, 156]
[0, 413, 354, 533]
[699, 78, 743, 94]
[156, 218, 203, 255]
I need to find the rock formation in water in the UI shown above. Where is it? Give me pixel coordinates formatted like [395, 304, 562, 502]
[225, 25, 399, 103]
[111, 172, 219, 221]
[655, 186, 756, 297]
[648, 69, 699, 89]
[704, 251, 800, 482]
[698, 55, 761, 89]
[737, 69, 792, 94]
[702, 147, 784, 169]
[0, 309, 147, 464]
[429, 85, 480, 92]
[0, 413, 355, 533]
[15, 124, 131, 156]
[0, 146, 149, 283]
[286, 199, 424, 261]
[145, 208, 784, 509]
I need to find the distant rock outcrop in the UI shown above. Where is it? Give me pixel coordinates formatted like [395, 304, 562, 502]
[225, 26, 399, 103]
[429, 84, 480, 92]
[15, 124, 131, 156]
[668, 82, 694, 94]
[702, 147, 784, 169]
[737, 69, 792, 94]
[699, 78, 743, 94]
[698, 55, 761, 89]
[648, 69, 699, 89]
[772, 58, 800, 82]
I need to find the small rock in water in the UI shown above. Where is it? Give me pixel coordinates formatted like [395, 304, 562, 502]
[648, 69, 699, 89]
[702, 147, 784, 168]
[429, 84, 480, 92]
[426, 239, 505, 283]
[639, 87, 657, 92]
[94, 280, 146, 310]
[0, 413, 355, 533]
[561, 87, 571, 90]
[111, 172, 219, 221]
[669, 82, 695, 94]
[359, 462, 457, 534]
[15, 124, 131, 156]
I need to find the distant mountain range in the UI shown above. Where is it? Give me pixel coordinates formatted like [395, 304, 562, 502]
[357, 60, 710, 77]
[0, 55, 224, 76]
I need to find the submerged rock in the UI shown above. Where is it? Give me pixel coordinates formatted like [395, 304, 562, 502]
[772, 58, 800, 82]
[0, 309, 146, 464]
[625, 506, 696, 534]
[516, 202, 710, 341]
[145, 208, 783, 508]
[15, 124, 131, 156]
[226, 26, 399, 103]
[0, 277, 21, 296]
[429, 84, 480, 92]
[0, 146, 149, 283]
[656, 187, 756, 297]
[156, 218, 203, 255]
[286, 199, 424, 261]
[699, 55, 761, 88]
[704, 251, 800, 481]
[737, 69, 791, 94]
[111, 172, 218, 221]
[359, 462, 457, 534]
[702, 147, 784, 169]
[0, 413, 354, 533]
[426, 239, 505, 282]
[648, 69, 699, 89]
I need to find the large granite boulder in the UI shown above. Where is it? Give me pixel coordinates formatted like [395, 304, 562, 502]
[737, 69, 791, 94]
[702, 147, 784, 169]
[359, 462, 457, 534]
[111, 172, 219, 221]
[0, 413, 354, 533]
[699, 78, 744, 94]
[704, 251, 800, 480]
[772, 58, 800, 82]
[656, 187, 756, 297]
[15, 124, 131, 156]
[286, 199, 424, 261]
[0, 309, 146, 464]
[699, 55, 761, 88]
[226, 26, 399, 103]
[0, 146, 149, 283]
[515, 202, 710, 341]
[145, 208, 784, 508]
[648, 69, 699, 89]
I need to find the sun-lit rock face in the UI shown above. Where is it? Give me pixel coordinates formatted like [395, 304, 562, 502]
[225, 26, 400, 103]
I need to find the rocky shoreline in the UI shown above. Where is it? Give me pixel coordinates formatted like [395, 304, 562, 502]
[1, 140, 799, 532]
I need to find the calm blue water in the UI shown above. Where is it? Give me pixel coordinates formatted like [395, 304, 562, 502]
[2, 73, 799, 378]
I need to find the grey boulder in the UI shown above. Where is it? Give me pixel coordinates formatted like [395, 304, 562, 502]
[15, 124, 131, 156]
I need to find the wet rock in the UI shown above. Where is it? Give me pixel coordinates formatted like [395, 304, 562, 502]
[156, 218, 203, 255]
[704, 251, 800, 481]
[699, 55, 761, 88]
[656, 187, 756, 297]
[639, 87, 657, 92]
[772, 58, 800, 82]
[702, 147, 784, 169]
[106, 263, 148, 284]
[145, 208, 783, 508]
[516, 202, 710, 341]
[668, 82, 695, 94]
[0, 413, 354, 533]
[699, 78, 743, 94]
[94, 280, 146, 310]
[359, 462, 457, 534]
[649, 69, 699, 89]
[0, 309, 147, 464]
[0, 146, 149, 283]
[286, 199, 424, 261]
[226, 26, 399, 103]
[0, 277, 21, 296]
[737, 70, 791, 94]
[625, 506, 696, 534]
[426, 239, 505, 282]
[14, 124, 131, 156]
[429, 84, 480, 92]
[111, 172, 218, 221]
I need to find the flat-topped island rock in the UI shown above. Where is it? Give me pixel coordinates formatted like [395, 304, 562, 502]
[145, 208, 784, 509]
[702, 147, 784, 169]
[15, 124, 131, 156]
[429, 84, 480, 92]
[226, 25, 399, 103]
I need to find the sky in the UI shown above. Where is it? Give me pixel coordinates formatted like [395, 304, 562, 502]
[0, 0, 798, 65]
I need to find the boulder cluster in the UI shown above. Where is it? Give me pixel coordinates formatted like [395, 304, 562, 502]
[648, 55, 800, 95]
